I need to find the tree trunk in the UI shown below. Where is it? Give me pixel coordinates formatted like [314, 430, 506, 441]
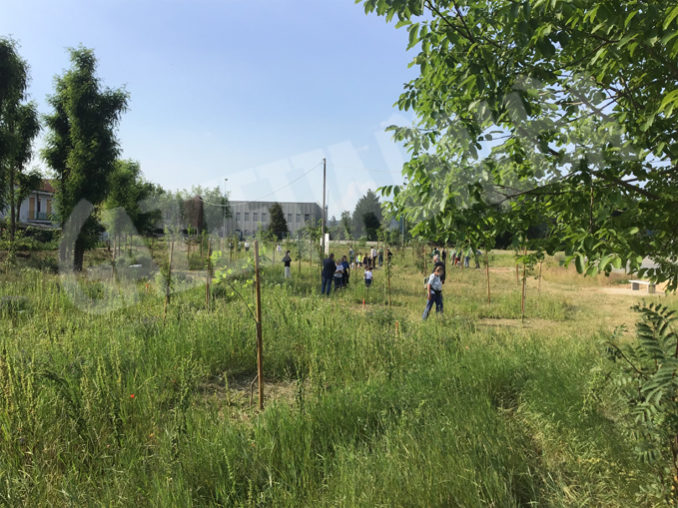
[9, 168, 16, 243]
[73, 238, 85, 272]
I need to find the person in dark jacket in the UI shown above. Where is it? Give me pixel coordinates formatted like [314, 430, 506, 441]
[341, 255, 350, 286]
[282, 250, 292, 278]
[321, 253, 336, 296]
[433, 254, 446, 284]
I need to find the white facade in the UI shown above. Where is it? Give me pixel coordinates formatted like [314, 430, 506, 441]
[226, 201, 322, 238]
[0, 182, 57, 227]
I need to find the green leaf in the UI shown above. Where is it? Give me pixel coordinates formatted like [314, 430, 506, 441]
[599, 254, 614, 271]
[664, 5, 678, 30]
[575, 254, 585, 274]
[659, 89, 678, 115]
[661, 30, 678, 47]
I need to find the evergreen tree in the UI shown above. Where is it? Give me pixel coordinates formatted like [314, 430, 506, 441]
[268, 202, 288, 240]
[363, 211, 381, 241]
[340, 210, 352, 240]
[352, 189, 382, 239]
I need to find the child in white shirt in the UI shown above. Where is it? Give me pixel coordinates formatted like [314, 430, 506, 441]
[422, 266, 444, 320]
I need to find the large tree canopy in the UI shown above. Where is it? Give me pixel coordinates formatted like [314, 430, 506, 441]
[104, 159, 161, 238]
[0, 38, 27, 210]
[43, 47, 128, 271]
[0, 38, 41, 242]
[361, 0, 678, 289]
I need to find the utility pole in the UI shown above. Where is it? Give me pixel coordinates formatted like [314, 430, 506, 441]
[321, 157, 326, 258]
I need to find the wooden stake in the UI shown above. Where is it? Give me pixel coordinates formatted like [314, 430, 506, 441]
[538, 259, 543, 294]
[387, 254, 392, 307]
[206, 238, 212, 309]
[254, 240, 264, 410]
[485, 251, 491, 304]
[521, 262, 527, 322]
[163, 239, 174, 321]
[521, 247, 527, 322]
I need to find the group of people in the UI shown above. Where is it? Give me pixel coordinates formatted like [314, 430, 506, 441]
[282, 242, 477, 321]
[319, 247, 393, 296]
[432, 245, 481, 270]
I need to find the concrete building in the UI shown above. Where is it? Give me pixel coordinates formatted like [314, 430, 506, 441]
[226, 201, 322, 238]
[0, 180, 58, 228]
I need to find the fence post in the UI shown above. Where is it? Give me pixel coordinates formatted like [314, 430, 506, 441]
[206, 238, 212, 309]
[163, 239, 174, 321]
[254, 240, 264, 410]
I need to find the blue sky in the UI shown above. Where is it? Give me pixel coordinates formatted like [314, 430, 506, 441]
[1, 0, 417, 217]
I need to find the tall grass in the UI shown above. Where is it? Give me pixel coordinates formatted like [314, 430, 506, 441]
[0, 247, 672, 505]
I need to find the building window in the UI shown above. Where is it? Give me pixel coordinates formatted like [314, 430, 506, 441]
[253, 212, 258, 222]
[296, 213, 301, 223]
[236, 212, 241, 221]
[245, 212, 249, 221]
[262, 213, 267, 222]
[287, 213, 292, 222]
[304, 214, 310, 222]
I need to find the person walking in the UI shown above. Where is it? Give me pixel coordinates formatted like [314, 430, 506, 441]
[321, 253, 336, 296]
[422, 265, 444, 320]
[464, 245, 472, 268]
[282, 250, 292, 278]
[364, 266, 373, 288]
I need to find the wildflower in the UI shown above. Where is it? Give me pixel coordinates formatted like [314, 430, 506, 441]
[130, 393, 135, 399]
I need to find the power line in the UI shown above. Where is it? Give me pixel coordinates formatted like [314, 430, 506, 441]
[252, 161, 323, 201]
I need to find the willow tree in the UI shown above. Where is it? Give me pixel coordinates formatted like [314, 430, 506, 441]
[361, 0, 678, 290]
[43, 47, 128, 271]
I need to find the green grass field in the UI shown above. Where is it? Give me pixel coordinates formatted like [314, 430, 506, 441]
[0, 244, 675, 506]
